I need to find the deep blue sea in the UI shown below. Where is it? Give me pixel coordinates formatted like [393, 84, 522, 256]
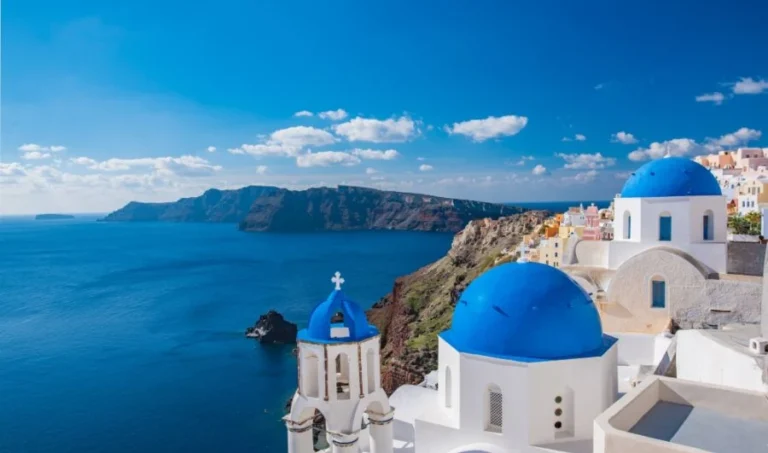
[0, 217, 453, 453]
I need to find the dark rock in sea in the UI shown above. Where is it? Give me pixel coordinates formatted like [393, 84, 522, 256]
[35, 214, 75, 220]
[245, 310, 298, 344]
[101, 185, 522, 233]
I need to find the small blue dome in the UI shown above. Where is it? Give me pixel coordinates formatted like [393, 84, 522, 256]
[441, 263, 611, 361]
[297, 289, 378, 344]
[620, 157, 722, 198]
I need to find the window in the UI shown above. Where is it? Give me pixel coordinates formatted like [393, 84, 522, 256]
[554, 252, 558, 258]
[486, 385, 503, 433]
[303, 353, 319, 398]
[623, 211, 631, 239]
[703, 210, 714, 241]
[651, 279, 666, 308]
[444, 367, 452, 408]
[659, 214, 672, 241]
[366, 349, 375, 394]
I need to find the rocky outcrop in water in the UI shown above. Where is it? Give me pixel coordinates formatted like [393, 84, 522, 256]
[366, 211, 548, 393]
[245, 310, 298, 344]
[101, 185, 520, 233]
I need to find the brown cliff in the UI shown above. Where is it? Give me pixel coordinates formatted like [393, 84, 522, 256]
[367, 210, 548, 393]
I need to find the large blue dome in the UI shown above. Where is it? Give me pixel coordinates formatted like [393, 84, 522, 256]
[620, 157, 722, 198]
[441, 262, 612, 361]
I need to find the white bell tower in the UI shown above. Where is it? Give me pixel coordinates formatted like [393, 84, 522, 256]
[285, 272, 394, 453]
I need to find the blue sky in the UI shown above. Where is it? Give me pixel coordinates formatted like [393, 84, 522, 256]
[2, 0, 768, 214]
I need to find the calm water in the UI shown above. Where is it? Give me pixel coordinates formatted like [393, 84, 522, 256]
[0, 217, 452, 453]
[510, 200, 612, 213]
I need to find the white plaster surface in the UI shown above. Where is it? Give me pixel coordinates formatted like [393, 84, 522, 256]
[676, 327, 768, 393]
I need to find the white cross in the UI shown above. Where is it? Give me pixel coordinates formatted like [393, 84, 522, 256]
[518, 243, 529, 263]
[331, 271, 345, 291]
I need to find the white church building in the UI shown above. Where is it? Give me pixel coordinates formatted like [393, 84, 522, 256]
[562, 157, 762, 334]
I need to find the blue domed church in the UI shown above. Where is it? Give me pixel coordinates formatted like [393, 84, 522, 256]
[411, 262, 619, 453]
[611, 157, 727, 273]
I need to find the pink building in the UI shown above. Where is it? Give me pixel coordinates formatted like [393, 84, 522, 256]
[581, 203, 601, 241]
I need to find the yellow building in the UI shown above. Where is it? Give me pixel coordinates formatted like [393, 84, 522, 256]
[537, 237, 568, 268]
[558, 224, 585, 239]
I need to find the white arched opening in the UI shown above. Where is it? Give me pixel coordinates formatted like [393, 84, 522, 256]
[703, 209, 714, 240]
[484, 384, 503, 433]
[335, 352, 351, 400]
[444, 366, 452, 408]
[366, 348, 375, 394]
[659, 211, 672, 241]
[623, 210, 632, 240]
[303, 353, 319, 398]
[651, 275, 667, 309]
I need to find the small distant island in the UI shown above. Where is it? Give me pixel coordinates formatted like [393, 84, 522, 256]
[101, 185, 523, 233]
[35, 214, 75, 220]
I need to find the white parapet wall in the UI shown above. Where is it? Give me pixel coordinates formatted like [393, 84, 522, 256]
[676, 328, 768, 394]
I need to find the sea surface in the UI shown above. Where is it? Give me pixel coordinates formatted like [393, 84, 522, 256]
[0, 217, 453, 453]
[510, 200, 612, 213]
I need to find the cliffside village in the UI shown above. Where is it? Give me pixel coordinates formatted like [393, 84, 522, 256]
[518, 147, 768, 270]
[283, 154, 768, 453]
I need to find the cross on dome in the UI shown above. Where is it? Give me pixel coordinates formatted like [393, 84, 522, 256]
[331, 271, 345, 291]
[518, 243, 529, 263]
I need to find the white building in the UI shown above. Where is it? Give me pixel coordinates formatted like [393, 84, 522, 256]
[611, 156, 727, 273]
[284, 272, 394, 453]
[562, 157, 763, 334]
[412, 263, 618, 453]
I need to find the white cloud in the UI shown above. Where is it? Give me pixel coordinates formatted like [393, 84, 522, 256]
[446, 115, 528, 142]
[207, 146, 216, 153]
[71, 157, 98, 166]
[562, 134, 587, 142]
[514, 155, 535, 166]
[732, 77, 768, 95]
[256, 165, 268, 175]
[628, 138, 703, 161]
[22, 151, 52, 160]
[366, 167, 378, 175]
[18, 143, 67, 153]
[594, 83, 605, 90]
[229, 126, 337, 157]
[70, 155, 222, 176]
[532, 164, 547, 175]
[556, 152, 616, 169]
[416, 157, 426, 161]
[0, 162, 26, 177]
[709, 127, 762, 147]
[611, 131, 638, 144]
[294, 110, 314, 117]
[565, 170, 599, 183]
[318, 109, 348, 121]
[419, 164, 433, 172]
[695, 92, 725, 105]
[333, 116, 417, 143]
[350, 148, 400, 160]
[295, 151, 360, 168]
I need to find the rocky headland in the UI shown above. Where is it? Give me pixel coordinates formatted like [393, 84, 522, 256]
[367, 210, 548, 393]
[101, 185, 521, 233]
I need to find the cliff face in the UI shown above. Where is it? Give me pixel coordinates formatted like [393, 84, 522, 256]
[102, 185, 520, 233]
[367, 211, 548, 393]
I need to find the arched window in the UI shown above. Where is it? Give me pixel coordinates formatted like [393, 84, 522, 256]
[335, 353, 350, 400]
[623, 211, 631, 239]
[651, 276, 666, 308]
[485, 384, 503, 433]
[444, 367, 452, 408]
[659, 212, 672, 241]
[703, 210, 714, 240]
[303, 353, 319, 398]
[366, 349, 375, 394]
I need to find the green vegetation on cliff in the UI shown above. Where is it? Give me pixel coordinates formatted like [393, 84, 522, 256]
[367, 211, 548, 392]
